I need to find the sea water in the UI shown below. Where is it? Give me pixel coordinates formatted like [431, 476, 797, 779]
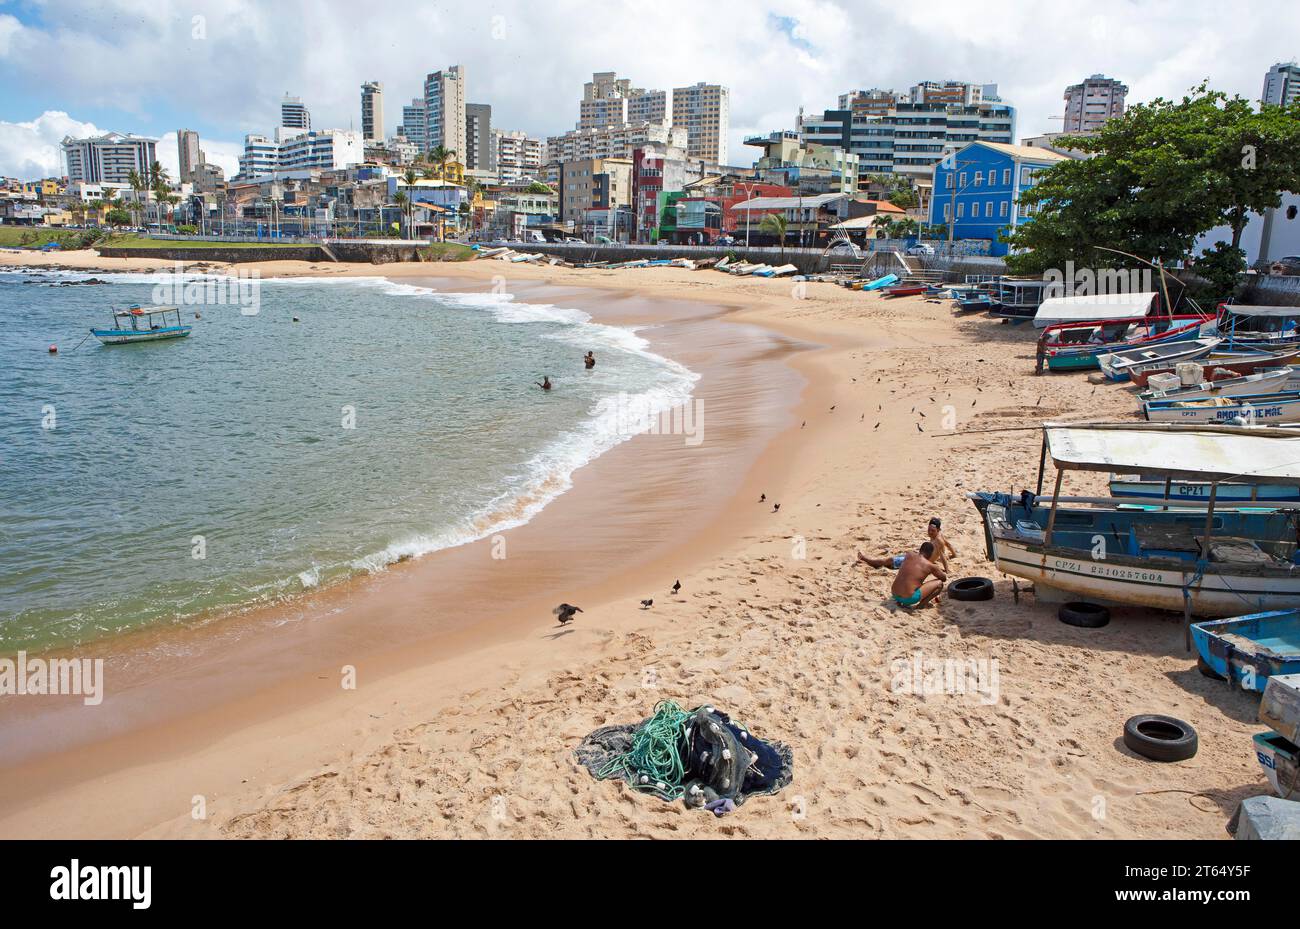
[0, 269, 697, 653]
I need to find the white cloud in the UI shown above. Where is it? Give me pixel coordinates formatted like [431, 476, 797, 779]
[0, 13, 22, 57]
[0, 111, 102, 180]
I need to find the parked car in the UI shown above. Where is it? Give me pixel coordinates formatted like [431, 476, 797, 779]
[908, 243, 936, 256]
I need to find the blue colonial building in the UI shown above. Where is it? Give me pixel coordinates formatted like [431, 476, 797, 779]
[928, 141, 1068, 256]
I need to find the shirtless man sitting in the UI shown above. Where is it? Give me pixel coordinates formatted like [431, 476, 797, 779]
[890, 541, 947, 609]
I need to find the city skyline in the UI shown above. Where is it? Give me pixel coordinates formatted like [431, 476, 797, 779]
[0, 0, 1297, 182]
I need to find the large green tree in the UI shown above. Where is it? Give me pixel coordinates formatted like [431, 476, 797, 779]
[1005, 84, 1300, 279]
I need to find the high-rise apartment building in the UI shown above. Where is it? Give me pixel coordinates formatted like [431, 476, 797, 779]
[361, 82, 384, 143]
[177, 129, 203, 183]
[492, 129, 544, 183]
[464, 103, 493, 171]
[1062, 74, 1128, 133]
[1262, 62, 1300, 107]
[423, 65, 467, 159]
[547, 122, 686, 163]
[280, 95, 311, 133]
[400, 98, 428, 152]
[671, 82, 729, 164]
[237, 130, 364, 179]
[61, 132, 159, 184]
[800, 91, 1016, 185]
[837, 89, 897, 119]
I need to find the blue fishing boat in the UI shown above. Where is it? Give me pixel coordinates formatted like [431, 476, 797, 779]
[1217, 303, 1300, 351]
[91, 305, 192, 345]
[1191, 611, 1300, 692]
[969, 424, 1300, 618]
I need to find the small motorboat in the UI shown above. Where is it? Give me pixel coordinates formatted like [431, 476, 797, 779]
[1137, 366, 1297, 403]
[882, 285, 928, 298]
[91, 305, 192, 345]
[1098, 337, 1221, 384]
[1192, 611, 1300, 693]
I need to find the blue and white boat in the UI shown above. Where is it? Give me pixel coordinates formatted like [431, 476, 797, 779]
[1191, 611, 1300, 692]
[91, 305, 192, 345]
[1110, 475, 1300, 504]
[969, 424, 1300, 617]
[1142, 391, 1300, 425]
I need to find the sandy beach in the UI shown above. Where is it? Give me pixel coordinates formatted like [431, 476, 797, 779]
[0, 248, 1272, 839]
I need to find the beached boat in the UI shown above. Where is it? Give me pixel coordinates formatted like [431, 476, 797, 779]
[1097, 337, 1221, 384]
[1217, 304, 1300, 350]
[1032, 291, 1163, 330]
[856, 273, 898, 291]
[882, 285, 928, 298]
[968, 424, 1300, 617]
[1125, 346, 1300, 387]
[1142, 391, 1300, 425]
[1191, 611, 1300, 692]
[1109, 475, 1300, 504]
[1137, 366, 1297, 403]
[953, 294, 998, 313]
[1037, 314, 1213, 373]
[91, 306, 192, 345]
[988, 279, 1052, 323]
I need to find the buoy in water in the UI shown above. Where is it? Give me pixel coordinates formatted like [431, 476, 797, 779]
[292, 316, 300, 322]
[48, 344, 58, 354]
[194, 311, 201, 319]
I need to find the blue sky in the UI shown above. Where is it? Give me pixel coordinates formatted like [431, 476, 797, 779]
[0, 0, 1295, 180]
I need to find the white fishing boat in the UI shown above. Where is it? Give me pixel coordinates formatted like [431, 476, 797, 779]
[1143, 391, 1300, 425]
[1137, 366, 1297, 403]
[1097, 337, 1221, 383]
[1110, 475, 1300, 504]
[969, 424, 1300, 618]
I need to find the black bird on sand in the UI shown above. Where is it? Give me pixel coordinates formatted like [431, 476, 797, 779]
[759, 493, 766, 502]
[640, 599, 654, 609]
[553, 603, 583, 625]
[772, 503, 781, 513]
[671, 579, 682, 596]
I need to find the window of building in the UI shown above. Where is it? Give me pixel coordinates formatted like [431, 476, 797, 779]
[1000, 201, 1009, 218]
[946, 173, 953, 189]
[973, 172, 982, 187]
[970, 202, 979, 218]
[958, 172, 967, 188]
[943, 203, 952, 221]
[956, 202, 964, 218]
[1002, 168, 1011, 185]
[986, 201, 994, 217]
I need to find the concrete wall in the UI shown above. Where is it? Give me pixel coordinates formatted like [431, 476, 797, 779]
[1242, 274, 1300, 307]
[97, 245, 327, 263]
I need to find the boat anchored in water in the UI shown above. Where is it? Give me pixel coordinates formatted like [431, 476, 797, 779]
[91, 305, 192, 345]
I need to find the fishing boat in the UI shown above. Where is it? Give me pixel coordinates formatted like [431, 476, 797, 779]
[1137, 366, 1297, 403]
[954, 293, 998, 314]
[988, 278, 1052, 323]
[1142, 391, 1300, 425]
[856, 273, 898, 291]
[882, 284, 928, 298]
[1032, 291, 1165, 330]
[91, 305, 192, 345]
[968, 423, 1300, 618]
[1110, 474, 1300, 504]
[1097, 337, 1221, 384]
[1191, 611, 1300, 692]
[1124, 346, 1300, 387]
[1217, 304, 1300, 350]
[1037, 314, 1213, 373]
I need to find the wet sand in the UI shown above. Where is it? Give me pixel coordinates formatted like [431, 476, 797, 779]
[0, 251, 1272, 839]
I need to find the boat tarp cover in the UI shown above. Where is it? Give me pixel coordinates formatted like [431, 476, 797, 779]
[1046, 424, 1300, 485]
[1033, 292, 1158, 328]
[1224, 305, 1300, 318]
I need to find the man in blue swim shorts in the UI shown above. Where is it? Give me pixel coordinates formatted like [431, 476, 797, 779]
[889, 541, 947, 609]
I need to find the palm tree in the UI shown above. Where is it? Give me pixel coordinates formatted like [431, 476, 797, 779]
[126, 170, 145, 228]
[760, 213, 788, 260]
[427, 145, 455, 180]
[393, 192, 409, 238]
[400, 167, 421, 237]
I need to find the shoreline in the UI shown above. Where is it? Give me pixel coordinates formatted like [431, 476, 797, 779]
[0, 251, 1274, 839]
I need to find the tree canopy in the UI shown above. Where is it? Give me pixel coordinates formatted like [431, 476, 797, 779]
[1005, 84, 1300, 279]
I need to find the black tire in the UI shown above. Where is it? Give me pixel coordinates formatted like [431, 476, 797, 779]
[1123, 714, 1198, 763]
[949, 577, 994, 602]
[1197, 655, 1226, 681]
[1059, 601, 1110, 628]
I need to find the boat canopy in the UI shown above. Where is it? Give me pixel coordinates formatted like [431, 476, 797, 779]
[1033, 292, 1158, 328]
[113, 305, 181, 318]
[1223, 305, 1300, 318]
[1045, 423, 1300, 485]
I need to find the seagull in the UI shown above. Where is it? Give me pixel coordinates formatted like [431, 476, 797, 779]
[829, 405, 836, 411]
[553, 603, 583, 625]
[874, 422, 880, 430]
[640, 599, 654, 610]
[772, 503, 781, 513]
[759, 493, 766, 503]
[671, 579, 682, 596]
[917, 423, 924, 432]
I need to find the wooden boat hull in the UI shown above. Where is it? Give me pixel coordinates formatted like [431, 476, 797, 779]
[1192, 610, 1300, 692]
[1253, 732, 1300, 799]
[883, 286, 926, 297]
[1192, 348, 1300, 378]
[1099, 339, 1221, 384]
[1143, 392, 1300, 425]
[1041, 317, 1212, 372]
[91, 326, 192, 345]
[972, 497, 1300, 617]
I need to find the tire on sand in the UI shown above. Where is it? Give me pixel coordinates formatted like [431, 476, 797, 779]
[1059, 601, 1110, 628]
[949, 577, 994, 602]
[1123, 714, 1198, 763]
